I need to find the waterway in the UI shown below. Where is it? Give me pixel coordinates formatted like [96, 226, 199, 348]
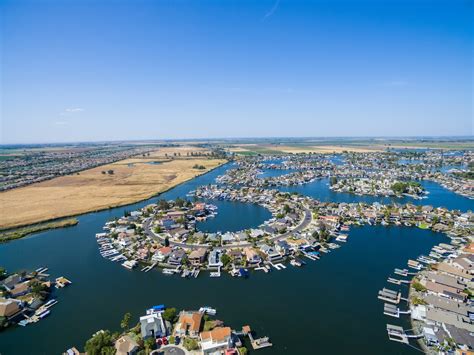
[0, 162, 463, 354]
[277, 178, 473, 211]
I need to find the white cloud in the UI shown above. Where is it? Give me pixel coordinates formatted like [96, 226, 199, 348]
[262, 0, 280, 22]
[60, 107, 85, 116]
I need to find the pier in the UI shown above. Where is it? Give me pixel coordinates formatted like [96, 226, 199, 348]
[378, 288, 401, 304]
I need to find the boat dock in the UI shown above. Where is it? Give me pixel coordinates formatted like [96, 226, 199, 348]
[242, 325, 273, 350]
[269, 262, 286, 270]
[386, 324, 423, 344]
[407, 259, 423, 270]
[141, 262, 157, 272]
[210, 266, 221, 277]
[383, 303, 411, 318]
[378, 288, 401, 304]
[55, 277, 72, 288]
[387, 277, 410, 285]
[255, 265, 271, 273]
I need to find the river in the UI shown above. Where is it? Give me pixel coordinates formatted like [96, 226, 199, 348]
[0, 162, 465, 354]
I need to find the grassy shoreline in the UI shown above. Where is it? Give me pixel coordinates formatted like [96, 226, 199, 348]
[0, 156, 227, 229]
[0, 218, 79, 243]
[0, 160, 228, 234]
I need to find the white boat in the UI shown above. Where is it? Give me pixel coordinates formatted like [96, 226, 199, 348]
[199, 306, 217, 315]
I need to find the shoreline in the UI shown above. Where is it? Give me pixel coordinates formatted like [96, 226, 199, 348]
[0, 160, 228, 234]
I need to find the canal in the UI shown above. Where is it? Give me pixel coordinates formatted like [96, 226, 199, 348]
[0, 162, 465, 354]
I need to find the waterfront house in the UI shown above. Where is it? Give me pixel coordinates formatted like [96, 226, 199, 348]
[189, 248, 207, 266]
[235, 232, 248, 241]
[227, 249, 243, 262]
[425, 272, 466, 291]
[200, 326, 233, 355]
[1, 274, 21, 291]
[260, 245, 281, 261]
[276, 240, 290, 256]
[243, 247, 261, 265]
[166, 211, 186, 221]
[10, 282, 30, 298]
[436, 262, 473, 282]
[152, 246, 172, 262]
[174, 311, 202, 338]
[115, 335, 139, 355]
[221, 232, 236, 243]
[140, 312, 167, 339]
[0, 298, 21, 318]
[168, 249, 186, 266]
[250, 229, 265, 239]
[425, 308, 474, 332]
[206, 233, 220, 243]
[208, 249, 223, 268]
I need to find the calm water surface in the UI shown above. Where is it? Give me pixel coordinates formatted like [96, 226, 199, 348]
[0, 163, 461, 354]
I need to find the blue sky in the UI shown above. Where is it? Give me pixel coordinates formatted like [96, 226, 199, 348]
[1, 0, 472, 143]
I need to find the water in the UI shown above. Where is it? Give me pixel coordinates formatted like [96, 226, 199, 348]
[0, 162, 462, 354]
[277, 178, 473, 211]
[196, 200, 271, 233]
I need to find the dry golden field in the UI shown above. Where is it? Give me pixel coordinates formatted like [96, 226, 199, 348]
[0, 153, 226, 229]
[227, 144, 382, 154]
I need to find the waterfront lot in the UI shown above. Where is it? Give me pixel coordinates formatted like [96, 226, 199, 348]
[0, 154, 225, 229]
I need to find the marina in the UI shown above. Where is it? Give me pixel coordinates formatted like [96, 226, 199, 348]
[0, 160, 469, 354]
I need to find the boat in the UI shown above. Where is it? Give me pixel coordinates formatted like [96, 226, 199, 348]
[37, 310, 50, 319]
[199, 306, 217, 315]
[290, 259, 303, 267]
[162, 269, 175, 275]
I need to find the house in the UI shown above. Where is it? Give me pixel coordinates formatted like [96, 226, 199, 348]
[208, 249, 223, 268]
[169, 228, 188, 240]
[425, 272, 466, 291]
[243, 247, 261, 265]
[189, 248, 207, 266]
[221, 233, 235, 243]
[168, 249, 186, 265]
[152, 246, 172, 262]
[276, 240, 290, 256]
[140, 312, 167, 338]
[200, 327, 233, 355]
[115, 335, 139, 355]
[436, 262, 473, 281]
[227, 249, 243, 262]
[235, 232, 248, 241]
[249, 229, 265, 239]
[166, 211, 186, 221]
[174, 311, 203, 338]
[0, 298, 21, 318]
[425, 308, 474, 332]
[1, 274, 21, 291]
[260, 245, 281, 261]
[10, 282, 30, 297]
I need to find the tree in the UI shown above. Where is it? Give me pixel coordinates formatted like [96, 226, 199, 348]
[144, 337, 156, 352]
[164, 237, 170, 247]
[162, 307, 177, 322]
[175, 198, 185, 208]
[329, 176, 337, 186]
[0, 267, 6, 280]
[84, 330, 115, 355]
[221, 254, 231, 267]
[120, 312, 131, 330]
[158, 199, 170, 210]
[183, 337, 199, 351]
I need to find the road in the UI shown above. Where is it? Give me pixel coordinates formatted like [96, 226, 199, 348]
[144, 206, 313, 250]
